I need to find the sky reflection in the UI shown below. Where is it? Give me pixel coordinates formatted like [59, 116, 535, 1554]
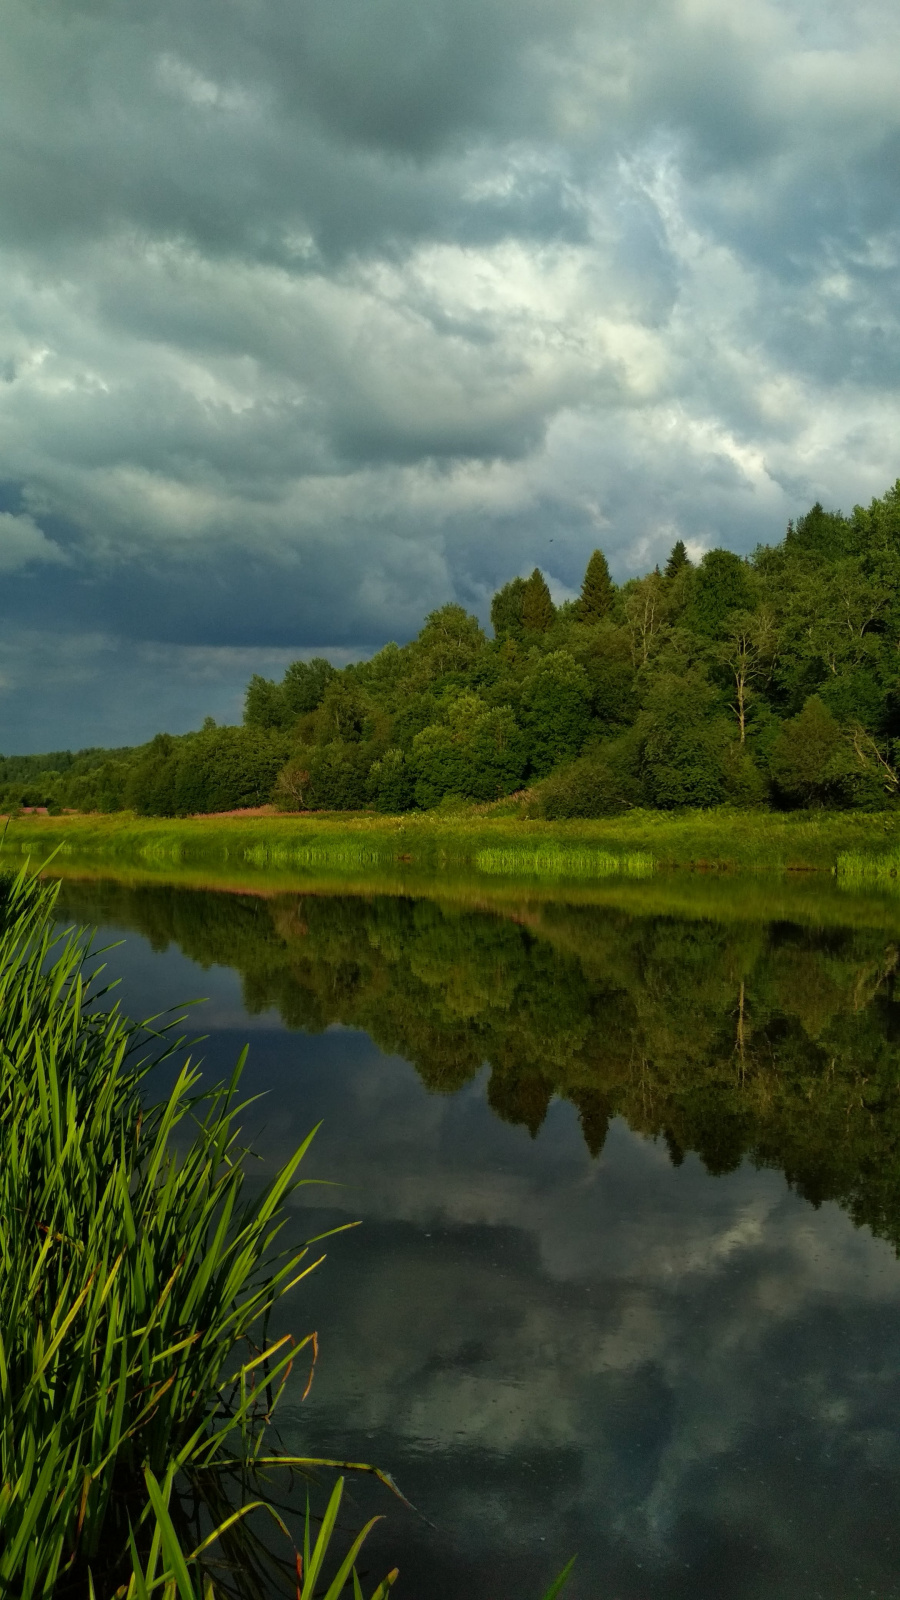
[57, 884, 900, 1599]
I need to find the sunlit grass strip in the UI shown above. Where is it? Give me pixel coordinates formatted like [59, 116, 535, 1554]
[835, 849, 900, 884]
[474, 847, 655, 878]
[243, 842, 388, 869]
[0, 864, 381, 1599]
[11, 806, 900, 876]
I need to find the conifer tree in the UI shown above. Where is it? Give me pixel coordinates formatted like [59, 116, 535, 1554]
[665, 539, 690, 578]
[579, 549, 614, 621]
[521, 568, 556, 632]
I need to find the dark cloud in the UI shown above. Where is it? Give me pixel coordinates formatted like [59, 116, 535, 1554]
[1, 0, 899, 747]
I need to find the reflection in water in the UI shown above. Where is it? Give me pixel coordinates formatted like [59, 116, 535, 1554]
[51, 876, 900, 1599]
[57, 877, 900, 1246]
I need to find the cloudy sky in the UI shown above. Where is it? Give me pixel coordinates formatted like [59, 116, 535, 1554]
[2, 0, 899, 750]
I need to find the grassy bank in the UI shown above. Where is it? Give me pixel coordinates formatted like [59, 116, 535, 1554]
[5, 806, 900, 879]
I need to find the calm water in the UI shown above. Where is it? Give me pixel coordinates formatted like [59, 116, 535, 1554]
[51, 872, 900, 1600]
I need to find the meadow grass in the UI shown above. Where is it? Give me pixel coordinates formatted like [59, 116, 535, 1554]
[5, 806, 900, 879]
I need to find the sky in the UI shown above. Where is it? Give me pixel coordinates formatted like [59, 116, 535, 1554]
[1, 0, 899, 751]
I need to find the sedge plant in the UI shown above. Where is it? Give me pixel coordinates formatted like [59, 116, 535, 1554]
[0, 864, 392, 1597]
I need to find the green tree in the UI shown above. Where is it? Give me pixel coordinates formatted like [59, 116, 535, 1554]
[638, 673, 731, 808]
[520, 651, 593, 776]
[243, 675, 287, 731]
[521, 569, 556, 633]
[665, 540, 691, 578]
[688, 549, 755, 637]
[125, 734, 180, 816]
[303, 742, 372, 809]
[411, 694, 526, 807]
[366, 747, 415, 812]
[244, 658, 336, 729]
[768, 696, 854, 807]
[413, 605, 488, 679]
[314, 679, 372, 744]
[282, 657, 337, 716]
[490, 577, 528, 639]
[578, 549, 614, 621]
[173, 726, 289, 814]
[623, 569, 668, 666]
[713, 607, 778, 744]
[127, 727, 289, 816]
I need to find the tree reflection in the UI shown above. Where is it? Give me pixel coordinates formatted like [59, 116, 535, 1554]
[56, 878, 900, 1248]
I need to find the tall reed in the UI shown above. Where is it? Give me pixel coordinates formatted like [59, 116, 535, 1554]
[835, 848, 900, 884]
[0, 865, 375, 1597]
[474, 847, 655, 879]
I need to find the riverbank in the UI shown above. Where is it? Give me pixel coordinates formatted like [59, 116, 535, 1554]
[3, 806, 900, 877]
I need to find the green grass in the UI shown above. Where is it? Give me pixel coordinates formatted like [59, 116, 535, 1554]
[475, 847, 655, 878]
[836, 847, 900, 884]
[6, 806, 900, 880]
[0, 864, 396, 1598]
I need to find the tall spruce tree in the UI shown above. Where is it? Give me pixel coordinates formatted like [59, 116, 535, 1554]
[579, 549, 614, 620]
[521, 568, 556, 632]
[665, 540, 690, 578]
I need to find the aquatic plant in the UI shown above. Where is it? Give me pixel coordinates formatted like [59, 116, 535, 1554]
[111, 1472, 573, 1600]
[0, 864, 391, 1597]
[103, 1471, 398, 1600]
[835, 848, 900, 883]
[474, 846, 654, 878]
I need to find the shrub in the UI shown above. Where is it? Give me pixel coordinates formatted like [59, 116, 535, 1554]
[768, 695, 887, 808]
[367, 747, 415, 812]
[534, 735, 643, 818]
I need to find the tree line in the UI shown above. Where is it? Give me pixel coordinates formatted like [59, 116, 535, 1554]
[7, 478, 900, 816]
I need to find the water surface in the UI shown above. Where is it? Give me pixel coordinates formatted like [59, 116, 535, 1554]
[51, 872, 900, 1599]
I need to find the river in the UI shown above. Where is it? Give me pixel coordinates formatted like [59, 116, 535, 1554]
[49, 868, 900, 1600]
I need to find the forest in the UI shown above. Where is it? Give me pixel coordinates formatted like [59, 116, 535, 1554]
[7, 480, 900, 819]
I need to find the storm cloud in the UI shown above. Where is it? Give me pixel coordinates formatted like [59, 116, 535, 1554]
[1, 0, 899, 745]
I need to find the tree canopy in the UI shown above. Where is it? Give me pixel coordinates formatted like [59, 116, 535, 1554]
[14, 477, 900, 818]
